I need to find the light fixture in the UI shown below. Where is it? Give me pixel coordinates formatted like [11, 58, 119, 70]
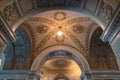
[57, 31, 63, 36]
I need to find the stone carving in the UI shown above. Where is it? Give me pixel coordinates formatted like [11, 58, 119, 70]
[72, 24, 84, 34]
[36, 24, 49, 34]
[100, 3, 113, 23]
[53, 12, 67, 21]
[3, 4, 18, 22]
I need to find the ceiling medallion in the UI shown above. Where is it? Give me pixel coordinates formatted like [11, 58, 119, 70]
[55, 59, 67, 66]
[72, 24, 84, 34]
[54, 12, 67, 21]
[36, 24, 48, 34]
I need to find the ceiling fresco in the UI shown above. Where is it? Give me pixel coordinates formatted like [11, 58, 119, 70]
[39, 59, 81, 80]
[2, 10, 118, 79]
[25, 10, 95, 58]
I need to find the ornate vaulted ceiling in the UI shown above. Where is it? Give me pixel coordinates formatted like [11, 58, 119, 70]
[24, 10, 98, 58]
[39, 59, 81, 80]
[1, 5, 118, 80]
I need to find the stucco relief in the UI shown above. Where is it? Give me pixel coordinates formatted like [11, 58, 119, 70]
[31, 17, 92, 58]
[100, 3, 113, 23]
[36, 24, 49, 34]
[53, 12, 67, 21]
[3, 4, 18, 23]
[71, 24, 84, 34]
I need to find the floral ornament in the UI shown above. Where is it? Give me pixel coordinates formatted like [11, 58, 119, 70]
[54, 12, 67, 21]
[72, 24, 84, 34]
[3, 4, 17, 22]
[36, 24, 49, 34]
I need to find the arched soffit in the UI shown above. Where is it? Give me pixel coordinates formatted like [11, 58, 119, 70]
[18, 23, 36, 52]
[1, 0, 118, 31]
[3, 27, 32, 70]
[0, 53, 5, 70]
[12, 8, 105, 31]
[31, 45, 90, 72]
[89, 27, 119, 70]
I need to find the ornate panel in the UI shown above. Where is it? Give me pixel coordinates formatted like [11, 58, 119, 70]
[100, 2, 114, 23]
[2, 3, 19, 26]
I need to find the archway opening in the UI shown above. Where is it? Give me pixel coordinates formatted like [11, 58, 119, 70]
[89, 27, 119, 70]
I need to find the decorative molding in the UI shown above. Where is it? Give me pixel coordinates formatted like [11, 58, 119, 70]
[85, 71, 120, 80]
[21, 23, 36, 58]
[0, 70, 40, 80]
[3, 4, 18, 25]
[100, 2, 113, 23]
[71, 24, 84, 34]
[101, 4, 120, 42]
[85, 23, 96, 55]
[33, 27, 59, 58]
[0, 17, 16, 42]
[36, 24, 49, 34]
[31, 44, 90, 71]
[62, 17, 91, 27]
[62, 29, 85, 56]
[29, 17, 58, 26]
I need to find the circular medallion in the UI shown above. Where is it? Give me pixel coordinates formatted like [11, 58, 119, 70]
[54, 12, 67, 21]
[72, 24, 84, 34]
[55, 59, 66, 66]
[36, 24, 48, 34]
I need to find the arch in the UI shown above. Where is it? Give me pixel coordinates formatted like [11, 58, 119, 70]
[31, 45, 90, 72]
[89, 27, 119, 70]
[3, 27, 32, 70]
[12, 7, 106, 31]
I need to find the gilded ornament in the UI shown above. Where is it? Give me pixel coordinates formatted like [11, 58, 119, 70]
[36, 24, 48, 34]
[72, 24, 84, 34]
[54, 12, 67, 21]
[3, 4, 17, 22]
